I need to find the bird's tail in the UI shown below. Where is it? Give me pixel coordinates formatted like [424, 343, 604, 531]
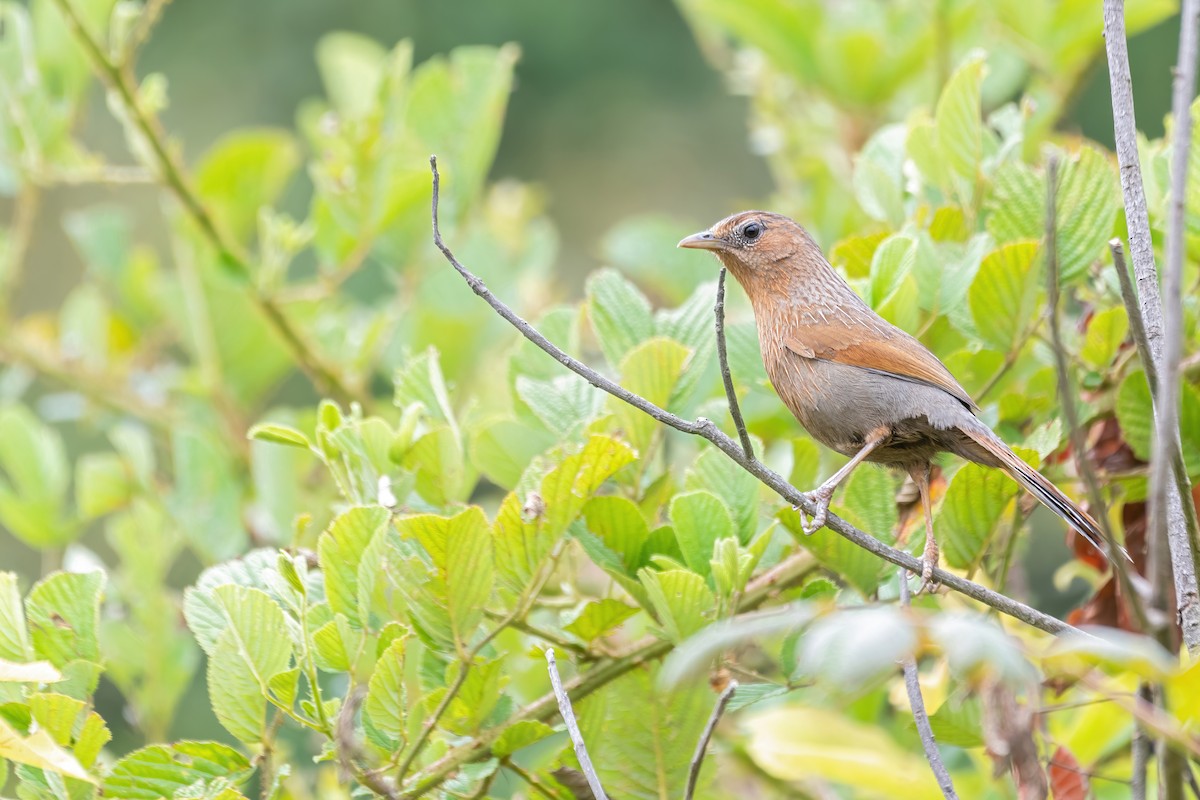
[960, 425, 1130, 565]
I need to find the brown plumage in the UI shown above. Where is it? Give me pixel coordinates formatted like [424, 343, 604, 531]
[679, 210, 1117, 584]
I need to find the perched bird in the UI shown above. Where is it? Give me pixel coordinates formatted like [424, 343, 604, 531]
[679, 210, 1116, 584]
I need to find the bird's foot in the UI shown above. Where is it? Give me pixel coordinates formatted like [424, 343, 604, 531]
[798, 487, 835, 535]
[915, 534, 940, 595]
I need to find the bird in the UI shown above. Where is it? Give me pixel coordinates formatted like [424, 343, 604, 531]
[678, 210, 1119, 586]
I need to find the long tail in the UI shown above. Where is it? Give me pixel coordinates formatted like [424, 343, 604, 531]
[960, 425, 1130, 565]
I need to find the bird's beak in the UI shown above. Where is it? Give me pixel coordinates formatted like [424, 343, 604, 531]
[677, 230, 724, 251]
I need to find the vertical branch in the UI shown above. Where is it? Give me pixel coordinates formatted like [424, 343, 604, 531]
[1103, 0, 1200, 655]
[684, 680, 738, 800]
[899, 578, 959, 800]
[1044, 159, 1148, 628]
[715, 268, 754, 460]
[545, 649, 608, 800]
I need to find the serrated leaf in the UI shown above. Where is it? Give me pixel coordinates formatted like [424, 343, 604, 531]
[937, 458, 1024, 569]
[363, 638, 406, 752]
[402, 425, 470, 507]
[0, 659, 60, 683]
[669, 491, 735, 578]
[935, 53, 985, 186]
[26, 571, 104, 668]
[790, 438, 821, 490]
[923, 697, 984, 748]
[494, 435, 635, 590]
[639, 569, 714, 642]
[969, 241, 1040, 351]
[73, 711, 109, 769]
[564, 599, 638, 642]
[103, 741, 252, 800]
[204, 586, 293, 743]
[685, 448, 759, 543]
[318, 506, 390, 629]
[839, 466, 899, 540]
[587, 268, 654, 367]
[515, 374, 603, 439]
[1116, 370, 1154, 461]
[491, 720, 554, 758]
[612, 337, 690, 454]
[468, 418, 554, 490]
[27, 693, 84, 746]
[867, 234, 916, 307]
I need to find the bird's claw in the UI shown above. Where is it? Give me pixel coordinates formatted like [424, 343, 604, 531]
[798, 488, 833, 535]
[914, 536, 940, 595]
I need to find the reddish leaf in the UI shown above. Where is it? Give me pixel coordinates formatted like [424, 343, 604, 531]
[1048, 745, 1090, 800]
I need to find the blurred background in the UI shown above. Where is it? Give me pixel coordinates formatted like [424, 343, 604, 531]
[20, 0, 1180, 315]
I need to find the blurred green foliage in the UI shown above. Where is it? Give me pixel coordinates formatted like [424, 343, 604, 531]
[1, 0, 1199, 798]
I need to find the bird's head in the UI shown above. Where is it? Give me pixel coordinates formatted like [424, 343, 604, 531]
[677, 211, 815, 288]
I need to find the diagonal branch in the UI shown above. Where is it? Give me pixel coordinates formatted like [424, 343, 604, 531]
[546, 649, 608, 800]
[428, 155, 1073, 636]
[684, 680, 737, 800]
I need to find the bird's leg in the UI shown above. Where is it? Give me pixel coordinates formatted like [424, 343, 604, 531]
[909, 462, 939, 592]
[799, 426, 890, 535]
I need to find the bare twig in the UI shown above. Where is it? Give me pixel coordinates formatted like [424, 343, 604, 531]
[1044, 159, 1147, 626]
[546, 649, 608, 800]
[1104, 0, 1200, 655]
[50, 0, 358, 406]
[1154, 0, 1200, 656]
[1131, 682, 1152, 800]
[715, 268, 754, 459]
[899, 578, 958, 799]
[684, 680, 738, 800]
[335, 686, 401, 800]
[428, 155, 1074, 637]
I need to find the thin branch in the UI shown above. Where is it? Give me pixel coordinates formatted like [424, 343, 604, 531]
[899, 578, 958, 800]
[1132, 682, 1152, 800]
[1104, 0, 1200, 654]
[715, 268, 753, 459]
[1044, 158, 1148, 628]
[545, 649, 608, 800]
[49, 0, 358, 406]
[335, 686, 401, 800]
[1154, 0, 1200, 655]
[685, 680, 737, 800]
[428, 155, 1076, 638]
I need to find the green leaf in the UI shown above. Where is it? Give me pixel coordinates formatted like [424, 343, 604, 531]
[1080, 306, 1128, 369]
[27, 692, 84, 746]
[612, 337, 690, 454]
[204, 586, 293, 743]
[73, 711, 110, 769]
[1116, 370, 1154, 462]
[867, 234, 916, 307]
[75, 452, 131, 519]
[363, 638, 406, 752]
[468, 418, 554, 490]
[103, 741, 252, 800]
[746, 706, 939, 799]
[938, 454, 1031, 569]
[685, 448, 759, 543]
[399, 507, 494, 653]
[838, 466, 898, 540]
[830, 232, 888, 280]
[515, 374, 603, 439]
[968, 241, 1040, 351]
[669, 491, 736, 578]
[1044, 628, 1175, 680]
[639, 569, 714, 642]
[924, 698, 984, 748]
[196, 129, 301, 243]
[564, 599, 638, 642]
[586, 268, 654, 367]
[0, 404, 74, 547]
[582, 495, 651, 575]
[852, 125, 906, 227]
[26, 571, 104, 667]
[403, 425, 471, 507]
[935, 52, 986, 186]
[318, 506, 391, 628]
[790, 438, 821, 490]
[247, 423, 311, 449]
[315, 32, 387, 118]
[491, 720, 554, 758]
[0, 573, 31, 661]
[0, 717, 94, 784]
[494, 435, 635, 590]
[779, 508, 883, 596]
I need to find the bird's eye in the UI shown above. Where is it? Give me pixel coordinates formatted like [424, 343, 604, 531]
[742, 222, 762, 241]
